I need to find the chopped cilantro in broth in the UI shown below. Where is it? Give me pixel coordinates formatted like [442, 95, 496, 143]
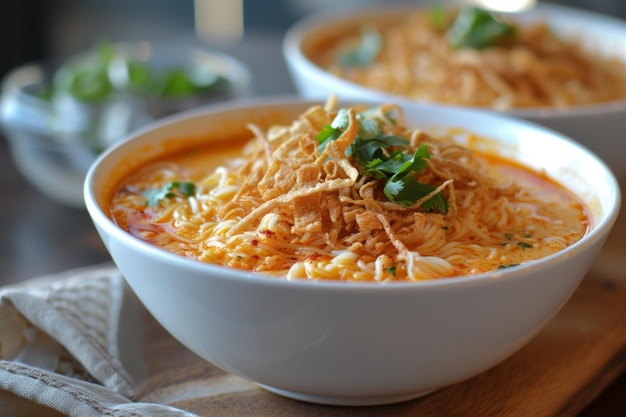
[109, 138, 248, 235]
[445, 7, 515, 50]
[337, 27, 383, 67]
[458, 154, 589, 274]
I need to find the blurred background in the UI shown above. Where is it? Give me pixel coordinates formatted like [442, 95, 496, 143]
[3, 0, 626, 86]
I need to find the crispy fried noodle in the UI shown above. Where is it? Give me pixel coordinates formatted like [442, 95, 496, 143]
[110, 98, 588, 282]
[316, 9, 626, 109]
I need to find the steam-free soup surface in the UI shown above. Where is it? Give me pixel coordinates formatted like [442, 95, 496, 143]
[109, 102, 588, 281]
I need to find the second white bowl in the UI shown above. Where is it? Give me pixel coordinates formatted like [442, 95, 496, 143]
[283, 3, 626, 180]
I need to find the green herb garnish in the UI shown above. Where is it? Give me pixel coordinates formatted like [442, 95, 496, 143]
[502, 234, 533, 249]
[446, 7, 515, 50]
[56, 41, 115, 102]
[126, 60, 153, 92]
[54, 40, 230, 102]
[317, 107, 449, 212]
[498, 264, 520, 269]
[149, 67, 228, 98]
[144, 181, 196, 207]
[338, 26, 383, 67]
[366, 145, 438, 208]
[315, 108, 351, 150]
[386, 265, 397, 276]
[428, 4, 448, 30]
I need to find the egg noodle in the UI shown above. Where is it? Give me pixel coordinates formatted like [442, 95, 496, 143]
[110, 97, 588, 282]
[316, 8, 626, 109]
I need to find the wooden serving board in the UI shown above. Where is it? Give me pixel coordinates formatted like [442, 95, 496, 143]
[133, 184, 626, 417]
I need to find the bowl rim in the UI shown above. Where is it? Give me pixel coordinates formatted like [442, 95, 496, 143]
[282, 2, 626, 118]
[84, 95, 622, 292]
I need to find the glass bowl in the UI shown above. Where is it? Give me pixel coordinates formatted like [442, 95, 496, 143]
[1, 41, 251, 208]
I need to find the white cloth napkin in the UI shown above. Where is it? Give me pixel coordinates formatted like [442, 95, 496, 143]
[0, 264, 198, 417]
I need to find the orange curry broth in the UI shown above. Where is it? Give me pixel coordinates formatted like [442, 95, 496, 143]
[112, 136, 588, 215]
[107, 134, 590, 252]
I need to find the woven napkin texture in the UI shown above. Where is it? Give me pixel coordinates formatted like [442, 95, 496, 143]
[0, 264, 198, 417]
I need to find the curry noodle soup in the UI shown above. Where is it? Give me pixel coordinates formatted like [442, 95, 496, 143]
[109, 98, 588, 281]
[312, 7, 626, 110]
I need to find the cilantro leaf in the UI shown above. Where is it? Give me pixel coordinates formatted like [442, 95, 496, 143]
[447, 7, 515, 50]
[418, 185, 449, 212]
[383, 177, 406, 202]
[410, 145, 431, 173]
[331, 108, 350, 129]
[315, 107, 449, 212]
[379, 145, 448, 212]
[385, 173, 448, 212]
[176, 181, 196, 196]
[357, 117, 381, 140]
[126, 60, 153, 92]
[316, 108, 352, 150]
[338, 27, 383, 67]
[428, 4, 448, 30]
[315, 125, 342, 150]
[352, 135, 409, 166]
[144, 181, 196, 207]
[368, 151, 412, 175]
[151, 68, 209, 97]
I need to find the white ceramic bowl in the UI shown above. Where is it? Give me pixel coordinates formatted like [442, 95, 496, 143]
[283, 3, 626, 181]
[84, 97, 620, 406]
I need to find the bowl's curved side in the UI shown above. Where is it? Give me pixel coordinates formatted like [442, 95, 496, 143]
[84, 98, 621, 405]
[88, 210, 610, 404]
